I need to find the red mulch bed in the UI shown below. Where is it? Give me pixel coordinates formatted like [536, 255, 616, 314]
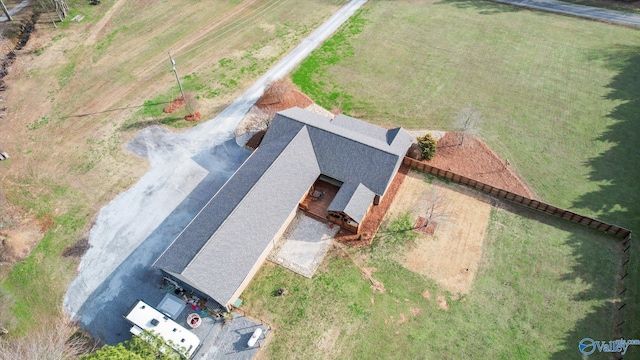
[425, 133, 534, 198]
[413, 217, 437, 235]
[256, 79, 313, 115]
[185, 111, 202, 122]
[164, 96, 185, 113]
[334, 164, 410, 246]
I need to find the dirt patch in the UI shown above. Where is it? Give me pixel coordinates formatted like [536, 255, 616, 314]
[409, 307, 421, 317]
[362, 267, 385, 294]
[388, 171, 492, 294]
[40, 215, 54, 233]
[0, 219, 43, 263]
[422, 132, 533, 198]
[316, 327, 340, 356]
[436, 295, 449, 311]
[422, 290, 431, 300]
[397, 313, 408, 324]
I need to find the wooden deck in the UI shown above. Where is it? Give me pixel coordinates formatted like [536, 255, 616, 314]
[299, 180, 340, 222]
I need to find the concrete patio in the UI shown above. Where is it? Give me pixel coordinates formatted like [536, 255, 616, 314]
[268, 211, 338, 278]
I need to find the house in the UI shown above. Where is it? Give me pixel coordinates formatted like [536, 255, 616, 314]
[153, 107, 412, 310]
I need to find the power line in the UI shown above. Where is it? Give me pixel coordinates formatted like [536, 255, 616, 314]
[168, 51, 185, 101]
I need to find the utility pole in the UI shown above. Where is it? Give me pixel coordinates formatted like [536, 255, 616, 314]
[168, 52, 185, 101]
[1, 0, 12, 21]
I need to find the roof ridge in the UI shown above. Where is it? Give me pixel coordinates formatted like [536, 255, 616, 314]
[281, 110, 404, 156]
[184, 126, 315, 273]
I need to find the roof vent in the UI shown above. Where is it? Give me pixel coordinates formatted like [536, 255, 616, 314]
[150, 319, 159, 326]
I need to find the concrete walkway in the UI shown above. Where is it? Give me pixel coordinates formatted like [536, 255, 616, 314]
[492, 0, 640, 27]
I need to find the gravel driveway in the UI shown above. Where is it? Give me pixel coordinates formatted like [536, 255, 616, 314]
[63, 0, 369, 346]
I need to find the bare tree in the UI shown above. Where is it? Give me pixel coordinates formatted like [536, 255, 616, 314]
[0, 320, 98, 360]
[453, 104, 481, 146]
[422, 188, 452, 230]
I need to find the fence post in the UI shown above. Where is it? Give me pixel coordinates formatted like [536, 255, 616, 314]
[619, 288, 627, 296]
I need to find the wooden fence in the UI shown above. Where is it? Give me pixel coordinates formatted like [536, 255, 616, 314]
[403, 157, 632, 239]
[404, 156, 633, 351]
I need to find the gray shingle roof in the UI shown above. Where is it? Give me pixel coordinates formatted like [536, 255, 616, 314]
[153, 125, 302, 274]
[154, 127, 320, 306]
[274, 107, 413, 195]
[328, 182, 374, 223]
[154, 107, 412, 307]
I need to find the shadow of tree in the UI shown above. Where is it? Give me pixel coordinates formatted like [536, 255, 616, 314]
[119, 116, 186, 131]
[487, 200, 620, 359]
[573, 45, 640, 233]
[549, 45, 640, 359]
[436, 0, 522, 14]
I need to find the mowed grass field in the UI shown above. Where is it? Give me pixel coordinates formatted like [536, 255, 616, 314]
[244, 178, 620, 359]
[241, 0, 640, 358]
[288, 0, 640, 343]
[0, 0, 346, 336]
[294, 0, 639, 225]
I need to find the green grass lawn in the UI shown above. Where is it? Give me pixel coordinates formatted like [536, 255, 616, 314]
[293, 1, 640, 224]
[290, 0, 640, 339]
[243, 194, 620, 359]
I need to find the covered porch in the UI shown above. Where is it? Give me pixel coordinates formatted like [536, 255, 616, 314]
[298, 177, 341, 223]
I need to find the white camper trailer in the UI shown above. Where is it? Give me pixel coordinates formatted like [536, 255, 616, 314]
[124, 300, 200, 358]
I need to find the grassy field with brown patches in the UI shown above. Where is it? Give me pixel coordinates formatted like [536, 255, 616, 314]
[0, 0, 346, 335]
[388, 171, 492, 294]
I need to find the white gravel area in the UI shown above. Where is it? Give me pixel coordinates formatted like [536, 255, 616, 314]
[406, 129, 446, 141]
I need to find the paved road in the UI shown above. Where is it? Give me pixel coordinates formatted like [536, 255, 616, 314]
[0, 0, 30, 22]
[493, 0, 640, 27]
[64, 0, 368, 346]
